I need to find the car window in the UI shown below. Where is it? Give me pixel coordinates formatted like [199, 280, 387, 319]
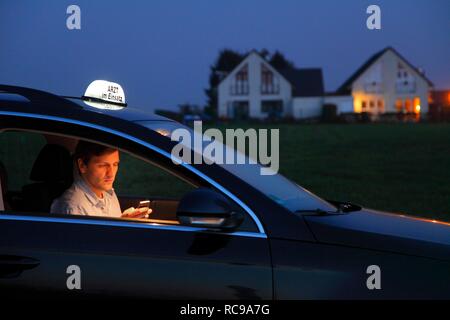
[0, 130, 195, 218]
[0, 131, 46, 191]
[139, 120, 337, 212]
[90, 145, 258, 231]
[114, 152, 194, 199]
[0, 129, 259, 232]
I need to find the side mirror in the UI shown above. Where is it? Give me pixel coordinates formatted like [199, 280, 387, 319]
[176, 188, 244, 231]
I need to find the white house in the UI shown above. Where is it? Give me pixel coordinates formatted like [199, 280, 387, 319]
[217, 51, 351, 120]
[337, 47, 433, 118]
[217, 47, 432, 121]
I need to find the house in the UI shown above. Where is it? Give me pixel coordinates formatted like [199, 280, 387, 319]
[428, 89, 450, 121]
[337, 47, 434, 118]
[217, 47, 433, 121]
[430, 90, 450, 109]
[217, 50, 352, 120]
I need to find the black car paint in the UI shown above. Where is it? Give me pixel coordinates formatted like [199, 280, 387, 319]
[0, 216, 272, 299]
[304, 209, 450, 262]
[272, 238, 450, 299]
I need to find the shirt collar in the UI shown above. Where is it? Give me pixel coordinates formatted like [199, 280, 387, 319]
[75, 176, 115, 207]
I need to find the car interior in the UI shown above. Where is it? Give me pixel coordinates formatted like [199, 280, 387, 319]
[0, 130, 194, 225]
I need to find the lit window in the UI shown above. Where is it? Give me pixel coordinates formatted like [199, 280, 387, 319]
[377, 100, 384, 112]
[395, 99, 403, 112]
[405, 98, 412, 113]
[413, 97, 421, 113]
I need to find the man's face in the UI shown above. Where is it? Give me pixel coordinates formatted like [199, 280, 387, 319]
[78, 150, 120, 196]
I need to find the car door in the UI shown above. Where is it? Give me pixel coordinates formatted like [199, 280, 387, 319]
[0, 216, 272, 299]
[0, 115, 272, 299]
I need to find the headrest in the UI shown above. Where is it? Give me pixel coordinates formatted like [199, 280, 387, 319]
[30, 144, 73, 182]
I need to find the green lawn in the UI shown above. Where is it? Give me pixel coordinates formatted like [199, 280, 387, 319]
[212, 122, 450, 222]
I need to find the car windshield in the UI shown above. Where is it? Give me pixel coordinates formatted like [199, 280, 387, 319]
[137, 120, 337, 213]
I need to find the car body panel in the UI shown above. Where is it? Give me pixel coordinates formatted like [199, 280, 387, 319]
[271, 238, 450, 299]
[304, 209, 450, 261]
[0, 215, 272, 299]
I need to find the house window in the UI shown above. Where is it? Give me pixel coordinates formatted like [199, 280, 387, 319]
[261, 100, 283, 119]
[428, 93, 433, 104]
[369, 101, 375, 109]
[413, 97, 421, 113]
[231, 101, 250, 120]
[361, 101, 367, 111]
[377, 100, 384, 112]
[230, 64, 249, 96]
[261, 63, 280, 95]
[405, 98, 412, 113]
[395, 99, 403, 112]
[396, 63, 416, 93]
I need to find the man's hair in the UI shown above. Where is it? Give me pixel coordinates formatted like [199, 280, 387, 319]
[74, 140, 117, 165]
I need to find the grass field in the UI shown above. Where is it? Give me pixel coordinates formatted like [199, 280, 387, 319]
[1, 123, 449, 222]
[210, 122, 450, 222]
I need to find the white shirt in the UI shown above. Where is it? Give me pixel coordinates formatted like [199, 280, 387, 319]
[50, 176, 122, 218]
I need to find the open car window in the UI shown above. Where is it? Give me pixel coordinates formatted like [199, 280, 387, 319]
[140, 120, 337, 212]
[0, 129, 259, 232]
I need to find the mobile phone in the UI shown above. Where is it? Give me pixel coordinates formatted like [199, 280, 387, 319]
[137, 200, 150, 209]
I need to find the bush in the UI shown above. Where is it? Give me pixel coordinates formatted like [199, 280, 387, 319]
[339, 112, 359, 123]
[322, 104, 338, 123]
[359, 112, 371, 123]
[378, 112, 399, 123]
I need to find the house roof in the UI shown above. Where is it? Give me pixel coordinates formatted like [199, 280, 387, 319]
[278, 67, 324, 97]
[337, 46, 434, 94]
[217, 50, 324, 97]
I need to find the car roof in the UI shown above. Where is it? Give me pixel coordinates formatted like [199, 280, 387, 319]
[65, 97, 172, 122]
[0, 84, 174, 124]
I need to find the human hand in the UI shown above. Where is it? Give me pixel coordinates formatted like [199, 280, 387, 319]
[121, 206, 152, 219]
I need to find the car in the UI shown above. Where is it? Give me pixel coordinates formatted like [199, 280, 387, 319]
[182, 113, 212, 126]
[0, 81, 449, 300]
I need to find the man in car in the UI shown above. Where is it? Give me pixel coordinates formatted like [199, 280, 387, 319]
[51, 140, 150, 219]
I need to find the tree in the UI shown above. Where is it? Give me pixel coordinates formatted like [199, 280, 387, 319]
[259, 48, 270, 60]
[269, 50, 295, 70]
[204, 49, 244, 118]
[178, 103, 201, 115]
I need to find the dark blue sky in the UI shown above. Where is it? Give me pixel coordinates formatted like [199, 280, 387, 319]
[1, 0, 449, 112]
